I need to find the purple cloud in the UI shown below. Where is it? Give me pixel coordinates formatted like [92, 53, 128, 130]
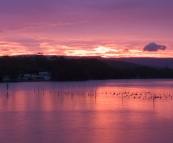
[143, 43, 166, 52]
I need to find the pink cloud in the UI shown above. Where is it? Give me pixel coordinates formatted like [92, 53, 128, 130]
[0, 0, 172, 57]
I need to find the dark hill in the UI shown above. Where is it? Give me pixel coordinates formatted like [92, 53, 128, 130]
[101, 59, 142, 68]
[107, 58, 173, 69]
[0, 55, 173, 81]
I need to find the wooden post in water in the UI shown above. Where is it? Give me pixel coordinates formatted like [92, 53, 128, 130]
[6, 83, 9, 92]
[122, 92, 124, 106]
[6, 83, 9, 97]
[152, 93, 155, 109]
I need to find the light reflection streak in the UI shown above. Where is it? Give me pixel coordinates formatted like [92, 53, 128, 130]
[0, 81, 172, 116]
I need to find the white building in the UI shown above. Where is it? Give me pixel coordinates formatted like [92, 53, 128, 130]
[38, 72, 51, 81]
[3, 76, 11, 82]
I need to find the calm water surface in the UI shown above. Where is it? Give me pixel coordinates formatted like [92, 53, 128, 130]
[0, 79, 173, 143]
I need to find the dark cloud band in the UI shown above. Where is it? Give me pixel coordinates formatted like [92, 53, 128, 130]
[143, 42, 166, 52]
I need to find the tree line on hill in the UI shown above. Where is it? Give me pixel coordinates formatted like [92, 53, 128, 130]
[0, 55, 173, 81]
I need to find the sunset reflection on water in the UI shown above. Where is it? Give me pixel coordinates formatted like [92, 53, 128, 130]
[0, 80, 173, 143]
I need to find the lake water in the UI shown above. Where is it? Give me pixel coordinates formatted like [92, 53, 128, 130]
[0, 79, 173, 143]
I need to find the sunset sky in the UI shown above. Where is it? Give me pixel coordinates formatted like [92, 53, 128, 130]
[0, 0, 173, 57]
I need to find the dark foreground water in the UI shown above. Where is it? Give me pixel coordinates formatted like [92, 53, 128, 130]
[0, 79, 173, 143]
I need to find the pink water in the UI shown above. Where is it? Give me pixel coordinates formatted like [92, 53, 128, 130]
[0, 79, 173, 143]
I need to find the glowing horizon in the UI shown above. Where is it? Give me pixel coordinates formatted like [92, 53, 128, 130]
[0, 0, 173, 58]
